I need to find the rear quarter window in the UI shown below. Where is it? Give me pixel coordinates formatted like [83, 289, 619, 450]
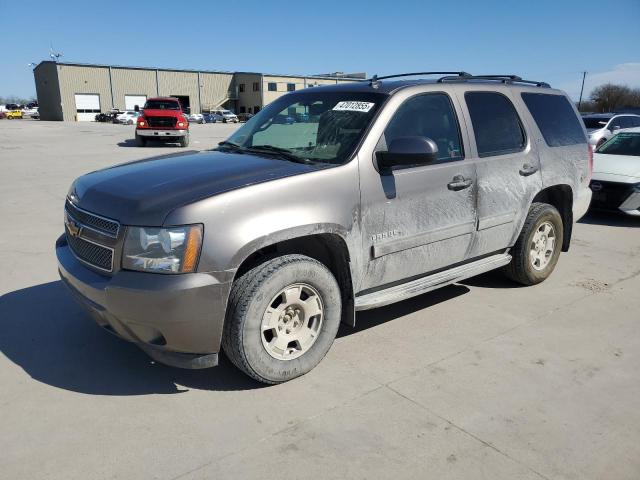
[521, 93, 586, 147]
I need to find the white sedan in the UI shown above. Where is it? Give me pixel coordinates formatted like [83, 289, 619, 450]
[115, 111, 141, 125]
[589, 128, 640, 216]
[186, 112, 204, 124]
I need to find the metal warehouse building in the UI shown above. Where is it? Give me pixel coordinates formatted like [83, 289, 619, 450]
[33, 61, 365, 121]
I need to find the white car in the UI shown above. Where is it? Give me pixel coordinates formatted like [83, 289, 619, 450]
[589, 128, 640, 216]
[582, 113, 640, 149]
[211, 109, 239, 123]
[22, 107, 39, 117]
[115, 111, 140, 125]
[186, 112, 204, 124]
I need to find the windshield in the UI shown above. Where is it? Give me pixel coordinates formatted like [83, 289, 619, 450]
[223, 91, 387, 165]
[582, 117, 610, 129]
[597, 133, 640, 156]
[144, 100, 180, 110]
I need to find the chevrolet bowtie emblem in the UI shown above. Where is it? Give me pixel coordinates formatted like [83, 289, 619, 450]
[65, 215, 83, 237]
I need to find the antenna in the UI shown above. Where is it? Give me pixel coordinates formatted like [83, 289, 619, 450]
[49, 42, 63, 62]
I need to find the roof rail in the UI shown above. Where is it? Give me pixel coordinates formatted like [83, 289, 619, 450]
[437, 74, 550, 88]
[368, 71, 470, 87]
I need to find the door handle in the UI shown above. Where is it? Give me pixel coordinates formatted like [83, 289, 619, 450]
[519, 163, 539, 176]
[447, 175, 473, 191]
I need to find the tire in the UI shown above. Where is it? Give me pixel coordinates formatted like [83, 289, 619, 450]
[178, 135, 189, 147]
[135, 134, 146, 147]
[127, 120, 134, 125]
[503, 202, 564, 286]
[596, 138, 607, 149]
[222, 254, 342, 384]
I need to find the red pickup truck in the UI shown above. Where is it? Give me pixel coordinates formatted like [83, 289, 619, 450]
[135, 97, 190, 147]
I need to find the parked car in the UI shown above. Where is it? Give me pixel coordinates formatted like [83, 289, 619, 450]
[0, 111, 5, 119]
[114, 111, 141, 125]
[211, 109, 239, 123]
[95, 112, 115, 122]
[135, 97, 189, 147]
[56, 72, 592, 384]
[582, 113, 640, 148]
[6, 109, 23, 119]
[203, 112, 224, 123]
[186, 112, 204, 124]
[237, 112, 254, 122]
[22, 107, 38, 117]
[589, 128, 640, 215]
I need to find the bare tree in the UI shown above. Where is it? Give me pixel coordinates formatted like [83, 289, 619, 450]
[589, 84, 640, 112]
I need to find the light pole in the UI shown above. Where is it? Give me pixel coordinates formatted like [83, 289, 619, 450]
[578, 71, 587, 111]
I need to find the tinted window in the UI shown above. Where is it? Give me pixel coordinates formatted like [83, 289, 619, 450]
[268, 83, 277, 92]
[597, 133, 640, 156]
[632, 117, 640, 127]
[465, 92, 525, 157]
[582, 116, 611, 129]
[521, 93, 586, 147]
[143, 100, 180, 110]
[384, 93, 463, 162]
[609, 117, 624, 129]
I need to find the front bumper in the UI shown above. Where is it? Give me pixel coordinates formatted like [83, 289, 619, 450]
[56, 235, 231, 369]
[589, 180, 640, 216]
[136, 129, 188, 137]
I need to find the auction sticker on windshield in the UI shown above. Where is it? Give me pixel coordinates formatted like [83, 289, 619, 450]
[333, 101, 375, 113]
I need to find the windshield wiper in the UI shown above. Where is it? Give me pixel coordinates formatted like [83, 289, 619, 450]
[216, 141, 245, 152]
[246, 145, 313, 164]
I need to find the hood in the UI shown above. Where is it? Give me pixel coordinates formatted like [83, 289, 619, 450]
[73, 150, 328, 225]
[142, 108, 183, 117]
[593, 153, 640, 180]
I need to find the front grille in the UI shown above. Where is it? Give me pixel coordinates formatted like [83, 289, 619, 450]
[65, 200, 119, 237]
[147, 116, 177, 128]
[66, 230, 114, 272]
[589, 181, 635, 210]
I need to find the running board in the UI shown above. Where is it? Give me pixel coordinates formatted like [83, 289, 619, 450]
[354, 253, 512, 311]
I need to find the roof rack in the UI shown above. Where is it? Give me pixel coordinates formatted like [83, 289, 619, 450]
[368, 71, 470, 87]
[437, 74, 550, 88]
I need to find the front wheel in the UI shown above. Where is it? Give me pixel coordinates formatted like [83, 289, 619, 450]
[222, 254, 342, 384]
[135, 133, 146, 147]
[503, 202, 563, 285]
[178, 135, 189, 147]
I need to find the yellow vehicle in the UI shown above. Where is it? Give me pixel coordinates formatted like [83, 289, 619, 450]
[6, 110, 23, 119]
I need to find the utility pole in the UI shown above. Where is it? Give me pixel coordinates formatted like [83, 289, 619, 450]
[578, 71, 587, 111]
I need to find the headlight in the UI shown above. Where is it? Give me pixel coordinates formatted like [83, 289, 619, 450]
[122, 225, 203, 273]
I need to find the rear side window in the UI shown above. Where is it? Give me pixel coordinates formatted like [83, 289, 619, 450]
[521, 93, 586, 147]
[465, 92, 525, 157]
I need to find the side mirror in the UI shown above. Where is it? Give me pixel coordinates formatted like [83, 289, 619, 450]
[376, 136, 438, 173]
[611, 125, 621, 131]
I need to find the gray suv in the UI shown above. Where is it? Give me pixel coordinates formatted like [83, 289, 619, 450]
[56, 72, 592, 384]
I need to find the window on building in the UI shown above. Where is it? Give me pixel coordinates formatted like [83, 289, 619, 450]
[240, 106, 246, 113]
[268, 83, 277, 92]
[521, 93, 586, 147]
[253, 82, 260, 92]
[465, 92, 525, 157]
[287, 83, 296, 92]
[384, 93, 464, 162]
[239, 83, 245, 93]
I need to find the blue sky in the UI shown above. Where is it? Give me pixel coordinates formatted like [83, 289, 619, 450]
[1, 0, 639, 100]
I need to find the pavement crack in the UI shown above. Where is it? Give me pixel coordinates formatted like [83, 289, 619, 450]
[384, 384, 552, 480]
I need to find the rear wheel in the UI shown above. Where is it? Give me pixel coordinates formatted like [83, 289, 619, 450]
[222, 254, 341, 384]
[503, 202, 563, 285]
[596, 137, 607, 149]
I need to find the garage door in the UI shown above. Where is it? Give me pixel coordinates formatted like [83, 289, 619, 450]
[125, 95, 147, 111]
[74, 94, 100, 121]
